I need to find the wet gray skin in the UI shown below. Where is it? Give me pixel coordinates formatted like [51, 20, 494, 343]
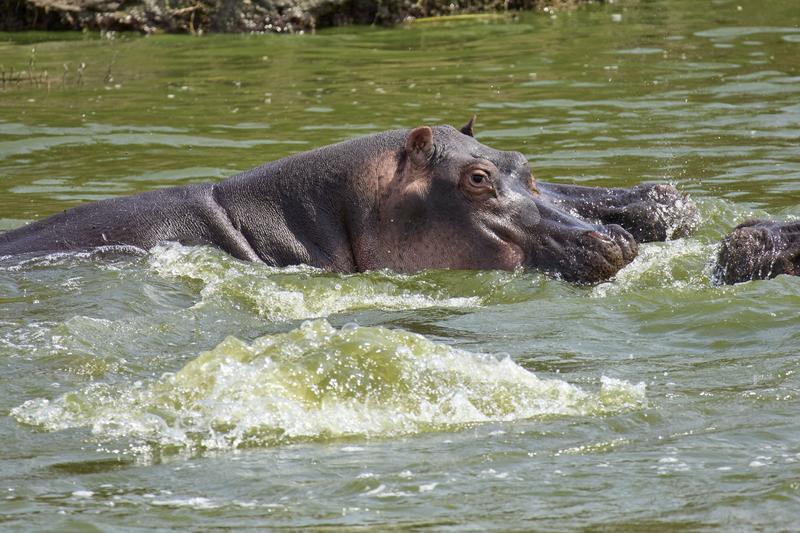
[366, 124, 639, 282]
[0, 123, 639, 283]
[536, 181, 699, 243]
[714, 219, 800, 284]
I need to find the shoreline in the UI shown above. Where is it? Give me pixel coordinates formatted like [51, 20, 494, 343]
[1, 0, 595, 35]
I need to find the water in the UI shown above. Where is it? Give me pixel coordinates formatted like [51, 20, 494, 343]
[1, 0, 799, 529]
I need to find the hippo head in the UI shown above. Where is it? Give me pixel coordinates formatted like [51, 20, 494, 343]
[714, 219, 800, 284]
[363, 121, 638, 283]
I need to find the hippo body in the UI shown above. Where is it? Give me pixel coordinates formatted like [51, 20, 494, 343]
[714, 219, 800, 284]
[0, 123, 691, 283]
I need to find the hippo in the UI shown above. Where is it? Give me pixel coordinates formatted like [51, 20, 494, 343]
[714, 219, 799, 284]
[535, 182, 697, 243]
[0, 120, 696, 283]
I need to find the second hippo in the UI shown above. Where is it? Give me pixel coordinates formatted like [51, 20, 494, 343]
[714, 219, 799, 284]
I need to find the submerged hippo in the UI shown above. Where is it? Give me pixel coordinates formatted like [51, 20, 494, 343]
[537, 181, 697, 243]
[0, 121, 695, 283]
[714, 219, 799, 284]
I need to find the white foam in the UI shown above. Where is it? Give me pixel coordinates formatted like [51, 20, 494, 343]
[12, 320, 646, 455]
[148, 243, 481, 320]
[592, 238, 714, 296]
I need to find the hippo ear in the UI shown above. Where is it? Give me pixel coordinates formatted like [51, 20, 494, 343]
[405, 126, 435, 167]
[460, 115, 477, 137]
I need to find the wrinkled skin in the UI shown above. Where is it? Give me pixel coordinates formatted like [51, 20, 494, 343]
[536, 182, 699, 243]
[364, 126, 639, 282]
[0, 123, 642, 283]
[714, 219, 800, 284]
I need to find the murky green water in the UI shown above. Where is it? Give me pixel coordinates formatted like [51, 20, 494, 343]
[1, 0, 799, 529]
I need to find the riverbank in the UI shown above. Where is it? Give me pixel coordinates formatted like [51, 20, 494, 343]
[1, 0, 592, 34]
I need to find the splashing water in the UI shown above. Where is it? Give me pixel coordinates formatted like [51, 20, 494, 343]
[592, 239, 716, 297]
[12, 320, 646, 454]
[148, 243, 485, 320]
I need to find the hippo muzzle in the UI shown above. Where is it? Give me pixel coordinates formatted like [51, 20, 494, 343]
[521, 198, 639, 283]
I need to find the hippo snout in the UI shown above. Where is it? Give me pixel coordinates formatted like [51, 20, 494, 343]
[598, 223, 639, 264]
[524, 198, 638, 283]
[570, 224, 638, 283]
[525, 223, 637, 284]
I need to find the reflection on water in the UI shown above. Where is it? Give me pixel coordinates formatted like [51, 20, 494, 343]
[2, 0, 800, 530]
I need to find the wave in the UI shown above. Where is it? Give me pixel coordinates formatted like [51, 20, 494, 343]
[12, 320, 646, 455]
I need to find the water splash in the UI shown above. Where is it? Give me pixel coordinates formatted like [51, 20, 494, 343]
[589, 197, 754, 296]
[147, 243, 508, 320]
[592, 239, 715, 297]
[12, 320, 646, 454]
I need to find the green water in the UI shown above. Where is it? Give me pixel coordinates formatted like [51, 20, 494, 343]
[1, 0, 799, 529]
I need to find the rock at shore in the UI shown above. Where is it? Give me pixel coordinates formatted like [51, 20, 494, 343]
[1, 0, 588, 34]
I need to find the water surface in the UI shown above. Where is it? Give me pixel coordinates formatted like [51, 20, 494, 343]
[1, 0, 799, 529]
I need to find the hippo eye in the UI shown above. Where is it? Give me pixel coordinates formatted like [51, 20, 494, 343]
[470, 173, 486, 185]
[467, 170, 491, 188]
[461, 168, 494, 199]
